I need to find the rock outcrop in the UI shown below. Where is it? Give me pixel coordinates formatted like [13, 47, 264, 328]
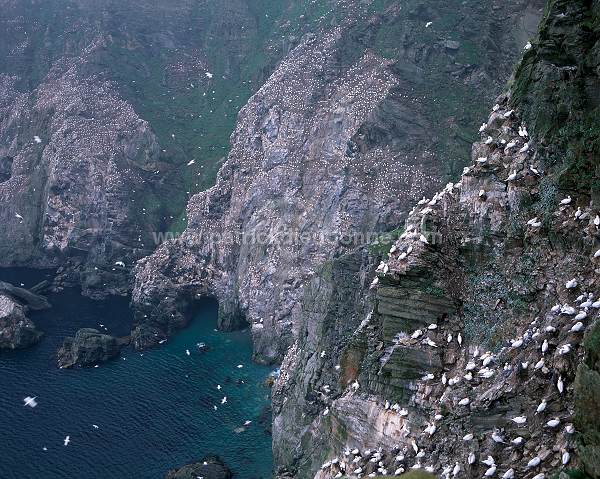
[165, 455, 233, 479]
[57, 328, 128, 368]
[0, 280, 51, 310]
[133, 0, 544, 359]
[271, 1, 600, 477]
[0, 294, 43, 349]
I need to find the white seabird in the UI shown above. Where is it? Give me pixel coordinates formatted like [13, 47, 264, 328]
[502, 469, 515, 479]
[560, 196, 572, 205]
[566, 279, 578, 289]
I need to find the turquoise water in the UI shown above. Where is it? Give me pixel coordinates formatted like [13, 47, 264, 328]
[0, 269, 273, 478]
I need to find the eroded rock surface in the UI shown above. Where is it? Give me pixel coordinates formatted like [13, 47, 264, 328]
[165, 455, 233, 479]
[0, 294, 42, 349]
[57, 328, 128, 368]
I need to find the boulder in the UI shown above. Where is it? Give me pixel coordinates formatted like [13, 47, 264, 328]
[0, 294, 43, 349]
[57, 328, 129, 368]
[165, 455, 233, 479]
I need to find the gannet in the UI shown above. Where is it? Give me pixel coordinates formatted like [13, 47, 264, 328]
[570, 322, 584, 333]
[546, 418, 560, 428]
[34, 136, 42, 143]
[512, 416, 527, 425]
[534, 358, 545, 369]
[562, 452, 570, 465]
[558, 344, 572, 355]
[560, 196, 572, 205]
[482, 456, 495, 466]
[566, 279, 578, 289]
[411, 329, 423, 339]
[187, 160, 196, 166]
[511, 437, 524, 446]
[502, 469, 515, 479]
[524, 42, 532, 50]
[519, 143, 529, 153]
[23, 396, 38, 408]
[536, 400, 547, 414]
[64, 436, 70, 446]
[485, 465, 497, 476]
[527, 457, 541, 468]
[565, 424, 575, 434]
[557, 376, 564, 394]
[221, 396, 227, 404]
[458, 397, 470, 406]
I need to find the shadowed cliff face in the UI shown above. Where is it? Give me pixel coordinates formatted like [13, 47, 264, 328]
[132, 0, 543, 360]
[270, 1, 600, 477]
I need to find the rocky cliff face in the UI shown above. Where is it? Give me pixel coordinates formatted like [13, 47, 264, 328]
[0, 0, 308, 297]
[271, 1, 600, 477]
[132, 0, 544, 360]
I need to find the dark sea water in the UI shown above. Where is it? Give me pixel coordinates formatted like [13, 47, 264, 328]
[0, 268, 274, 479]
